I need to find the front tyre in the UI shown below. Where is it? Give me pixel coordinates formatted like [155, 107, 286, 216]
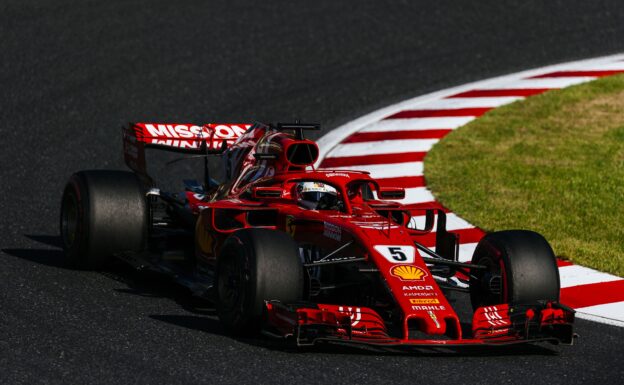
[60, 170, 148, 269]
[469, 230, 560, 309]
[216, 228, 303, 336]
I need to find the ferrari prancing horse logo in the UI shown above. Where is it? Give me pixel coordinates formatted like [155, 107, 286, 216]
[285, 215, 296, 237]
[196, 215, 214, 254]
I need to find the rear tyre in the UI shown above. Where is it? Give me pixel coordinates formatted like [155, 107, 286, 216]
[469, 230, 559, 309]
[216, 228, 303, 335]
[60, 170, 148, 270]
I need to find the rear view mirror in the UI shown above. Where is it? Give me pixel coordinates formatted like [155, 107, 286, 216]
[378, 187, 405, 200]
[407, 208, 435, 233]
[252, 186, 282, 199]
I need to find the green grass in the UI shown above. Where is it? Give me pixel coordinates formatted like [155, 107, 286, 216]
[426, 74, 624, 277]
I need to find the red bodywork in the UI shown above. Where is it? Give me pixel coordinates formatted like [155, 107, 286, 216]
[124, 122, 575, 348]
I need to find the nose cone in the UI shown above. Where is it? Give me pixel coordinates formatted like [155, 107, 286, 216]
[406, 311, 447, 336]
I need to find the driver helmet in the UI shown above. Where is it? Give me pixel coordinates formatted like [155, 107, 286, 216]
[295, 181, 337, 209]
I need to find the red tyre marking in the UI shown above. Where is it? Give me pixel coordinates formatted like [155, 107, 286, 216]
[500, 255, 508, 303]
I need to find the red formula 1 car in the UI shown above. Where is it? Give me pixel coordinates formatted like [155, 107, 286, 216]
[60, 122, 575, 349]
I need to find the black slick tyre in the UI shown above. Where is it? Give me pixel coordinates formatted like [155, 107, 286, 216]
[60, 170, 148, 270]
[469, 230, 560, 309]
[216, 228, 303, 336]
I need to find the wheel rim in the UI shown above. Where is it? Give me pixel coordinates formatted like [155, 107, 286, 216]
[218, 252, 246, 314]
[474, 255, 507, 306]
[61, 191, 79, 248]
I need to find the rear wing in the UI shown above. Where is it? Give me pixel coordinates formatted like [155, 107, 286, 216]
[123, 122, 252, 181]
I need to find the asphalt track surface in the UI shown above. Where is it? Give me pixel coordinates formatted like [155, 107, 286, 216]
[1, 1, 624, 383]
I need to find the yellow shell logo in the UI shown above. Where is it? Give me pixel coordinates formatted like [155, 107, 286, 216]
[391, 265, 427, 281]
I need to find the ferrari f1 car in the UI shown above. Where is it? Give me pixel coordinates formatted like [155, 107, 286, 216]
[60, 122, 575, 348]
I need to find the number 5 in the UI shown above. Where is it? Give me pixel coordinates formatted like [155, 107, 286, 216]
[388, 247, 406, 261]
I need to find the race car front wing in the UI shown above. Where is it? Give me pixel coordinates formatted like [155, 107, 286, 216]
[264, 301, 575, 348]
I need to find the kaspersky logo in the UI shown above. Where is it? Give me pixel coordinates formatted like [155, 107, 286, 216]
[390, 265, 428, 281]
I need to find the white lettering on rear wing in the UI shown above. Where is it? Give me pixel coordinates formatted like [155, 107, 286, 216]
[131, 123, 252, 150]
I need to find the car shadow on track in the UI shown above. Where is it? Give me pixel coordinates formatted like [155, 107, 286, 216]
[148, 313, 294, 350]
[149, 314, 223, 334]
[3, 233, 219, 317]
[293, 341, 560, 357]
[2, 247, 66, 268]
[2, 234, 68, 268]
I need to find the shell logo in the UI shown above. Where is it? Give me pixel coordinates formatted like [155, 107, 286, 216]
[390, 265, 428, 281]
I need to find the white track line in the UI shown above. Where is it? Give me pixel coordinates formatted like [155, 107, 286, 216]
[559, 265, 623, 288]
[400, 187, 436, 204]
[326, 139, 439, 157]
[330, 162, 423, 178]
[413, 97, 522, 109]
[359, 118, 475, 133]
[556, 62, 624, 71]
[423, 242, 479, 263]
[575, 302, 624, 327]
[479, 77, 596, 89]
[410, 213, 476, 232]
[458, 243, 479, 262]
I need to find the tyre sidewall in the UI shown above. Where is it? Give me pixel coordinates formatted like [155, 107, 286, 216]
[470, 230, 560, 308]
[60, 175, 91, 268]
[60, 170, 147, 270]
[216, 232, 256, 333]
[215, 229, 303, 335]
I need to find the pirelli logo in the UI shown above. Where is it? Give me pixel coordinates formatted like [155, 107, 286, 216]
[409, 298, 440, 305]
